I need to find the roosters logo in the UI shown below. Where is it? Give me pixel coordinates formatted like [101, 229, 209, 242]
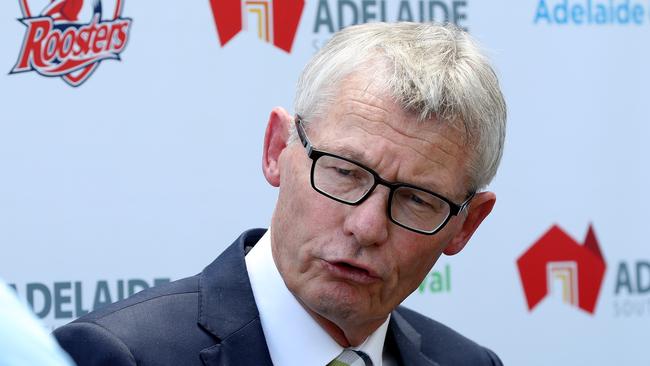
[10, 0, 131, 86]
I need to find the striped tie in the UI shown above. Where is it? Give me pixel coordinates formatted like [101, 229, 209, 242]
[327, 349, 372, 366]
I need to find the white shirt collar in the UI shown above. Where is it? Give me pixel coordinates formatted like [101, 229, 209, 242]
[245, 229, 390, 366]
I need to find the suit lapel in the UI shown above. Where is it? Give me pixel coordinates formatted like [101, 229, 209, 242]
[389, 310, 440, 366]
[197, 229, 273, 366]
[199, 317, 272, 366]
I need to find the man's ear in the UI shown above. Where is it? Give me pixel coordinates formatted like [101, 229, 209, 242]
[443, 191, 496, 255]
[262, 107, 292, 187]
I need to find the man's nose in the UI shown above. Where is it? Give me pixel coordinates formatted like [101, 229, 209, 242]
[342, 187, 389, 246]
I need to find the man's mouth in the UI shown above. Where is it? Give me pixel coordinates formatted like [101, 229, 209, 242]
[323, 260, 380, 285]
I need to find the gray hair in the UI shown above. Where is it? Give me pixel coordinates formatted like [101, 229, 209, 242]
[293, 22, 506, 192]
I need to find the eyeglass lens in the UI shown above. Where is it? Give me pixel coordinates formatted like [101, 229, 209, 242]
[312, 154, 451, 232]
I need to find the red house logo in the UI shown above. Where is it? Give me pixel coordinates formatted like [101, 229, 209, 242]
[209, 0, 304, 53]
[517, 224, 606, 314]
[11, 0, 131, 87]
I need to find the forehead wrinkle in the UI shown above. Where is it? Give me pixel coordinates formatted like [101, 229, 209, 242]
[336, 86, 465, 165]
[338, 99, 391, 124]
[351, 118, 462, 172]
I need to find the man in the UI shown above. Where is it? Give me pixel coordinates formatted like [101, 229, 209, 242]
[55, 22, 506, 365]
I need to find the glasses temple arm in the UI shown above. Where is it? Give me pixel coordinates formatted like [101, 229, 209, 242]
[295, 115, 313, 156]
[459, 192, 476, 212]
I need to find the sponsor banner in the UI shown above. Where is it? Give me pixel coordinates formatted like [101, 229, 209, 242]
[518, 224, 650, 318]
[9, 278, 170, 329]
[534, 0, 650, 25]
[1, 0, 648, 364]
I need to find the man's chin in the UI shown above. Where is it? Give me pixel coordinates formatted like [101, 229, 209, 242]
[304, 282, 373, 322]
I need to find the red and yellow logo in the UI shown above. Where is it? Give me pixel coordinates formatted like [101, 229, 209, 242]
[517, 224, 607, 314]
[209, 0, 305, 53]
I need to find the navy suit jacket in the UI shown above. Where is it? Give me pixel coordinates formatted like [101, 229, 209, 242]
[54, 229, 502, 366]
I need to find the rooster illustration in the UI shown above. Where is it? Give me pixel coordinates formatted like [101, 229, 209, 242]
[42, 0, 102, 23]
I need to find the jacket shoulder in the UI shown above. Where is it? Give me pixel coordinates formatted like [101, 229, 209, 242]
[54, 275, 215, 366]
[70, 275, 200, 323]
[392, 306, 502, 366]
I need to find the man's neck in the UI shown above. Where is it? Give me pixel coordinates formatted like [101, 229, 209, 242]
[247, 229, 391, 366]
[297, 298, 386, 347]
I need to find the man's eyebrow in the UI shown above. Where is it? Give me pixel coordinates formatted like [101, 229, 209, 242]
[318, 143, 367, 163]
[317, 142, 451, 196]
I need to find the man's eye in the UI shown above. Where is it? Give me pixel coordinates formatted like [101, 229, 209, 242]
[336, 168, 352, 176]
[410, 194, 427, 205]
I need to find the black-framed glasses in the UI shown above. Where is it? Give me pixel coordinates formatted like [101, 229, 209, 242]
[295, 115, 475, 235]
